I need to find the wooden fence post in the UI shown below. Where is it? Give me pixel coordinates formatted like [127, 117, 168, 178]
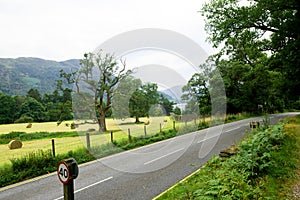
[128, 128, 131, 142]
[86, 133, 90, 150]
[51, 139, 55, 157]
[173, 121, 176, 131]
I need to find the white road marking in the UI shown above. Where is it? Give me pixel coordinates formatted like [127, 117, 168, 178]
[144, 148, 185, 165]
[197, 135, 218, 144]
[53, 176, 113, 200]
[197, 126, 240, 143]
[224, 127, 240, 133]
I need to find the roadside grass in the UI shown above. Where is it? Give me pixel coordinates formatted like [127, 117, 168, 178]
[156, 115, 300, 200]
[265, 115, 300, 199]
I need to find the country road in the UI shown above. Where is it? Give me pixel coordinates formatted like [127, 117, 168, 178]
[0, 113, 298, 200]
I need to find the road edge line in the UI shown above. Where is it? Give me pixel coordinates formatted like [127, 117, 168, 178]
[152, 167, 203, 200]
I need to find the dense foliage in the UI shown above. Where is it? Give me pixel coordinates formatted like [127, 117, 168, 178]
[113, 76, 175, 122]
[0, 87, 73, 124]
[197, 0, 300, 114]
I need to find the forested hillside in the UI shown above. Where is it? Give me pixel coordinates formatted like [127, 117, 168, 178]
[0, 57, 80, 96]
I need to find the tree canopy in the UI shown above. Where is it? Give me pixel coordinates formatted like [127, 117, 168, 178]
[201, 0, 300, 113]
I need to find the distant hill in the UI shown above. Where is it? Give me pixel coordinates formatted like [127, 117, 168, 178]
[0, 57, 80, 96]
[159, 85, 184, 103]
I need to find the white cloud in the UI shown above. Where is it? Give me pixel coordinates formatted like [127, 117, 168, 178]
[0, 0, 214, 61]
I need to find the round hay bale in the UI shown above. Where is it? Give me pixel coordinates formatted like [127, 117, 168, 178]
[8, 140, 23, 150]
[70, 123, 76, 129]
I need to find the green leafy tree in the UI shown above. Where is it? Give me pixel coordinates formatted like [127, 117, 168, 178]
[18, 97, 47, 122]
[201, 0, 300, 111]
[0, 92, 17, 124]
[159, 95, 174, 116]
[27, 88, 42, 102]
[129, 83, 160, 123]
[173, 106, 181, 115]
[112, 76, 142, 120]
[182, 73, 210, 120]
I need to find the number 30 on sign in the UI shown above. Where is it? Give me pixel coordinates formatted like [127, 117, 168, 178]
[57, 161, 70, 184]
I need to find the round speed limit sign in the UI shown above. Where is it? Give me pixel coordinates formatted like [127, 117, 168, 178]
[57, 161, 70, 184]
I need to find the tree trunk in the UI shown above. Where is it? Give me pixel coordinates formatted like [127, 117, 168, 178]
[98, 114, 107, 132]
[135, 116, 140, 123]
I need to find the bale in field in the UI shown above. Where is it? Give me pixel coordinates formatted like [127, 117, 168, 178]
[8, 140, 23, 150]
[71, 123, 78, 129]
[26, 123, 32, 128]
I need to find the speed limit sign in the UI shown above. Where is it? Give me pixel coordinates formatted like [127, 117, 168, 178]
[57, 161, 70, 184]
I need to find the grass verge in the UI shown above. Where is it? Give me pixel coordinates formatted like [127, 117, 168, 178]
[156, 115, 300, 200]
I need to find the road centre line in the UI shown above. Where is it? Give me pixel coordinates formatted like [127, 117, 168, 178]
[196, 126, 241, 143]
[53, 176, 113, 200]
[144, 148, 185, 165]
[224, 126, 241, 133]
[197, 135, 219, 144]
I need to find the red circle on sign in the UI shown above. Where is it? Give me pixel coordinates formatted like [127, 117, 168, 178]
[57, 161, 70, 184]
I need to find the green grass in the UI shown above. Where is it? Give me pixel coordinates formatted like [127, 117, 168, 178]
[0, 131, 79, 144]
[156, 115, 300, 200]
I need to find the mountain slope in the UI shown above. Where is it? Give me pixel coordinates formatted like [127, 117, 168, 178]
[0, 57, 80, 96]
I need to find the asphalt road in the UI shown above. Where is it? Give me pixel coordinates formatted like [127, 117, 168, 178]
[0, 113, 298, 200]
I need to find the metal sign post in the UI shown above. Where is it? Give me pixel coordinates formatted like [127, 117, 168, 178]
[57, 158, 79, 200]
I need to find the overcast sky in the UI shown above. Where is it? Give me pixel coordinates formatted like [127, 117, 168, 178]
[0, 0, 215, 61]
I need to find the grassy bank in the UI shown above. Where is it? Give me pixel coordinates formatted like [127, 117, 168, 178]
[156, 115, 300, 199]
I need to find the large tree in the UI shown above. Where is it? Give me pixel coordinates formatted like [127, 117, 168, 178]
[129, 83, 160, 123]
[112, 76, 142, 120]
[159, 94, 175, 116]
[27, 88, 42, 102]
[182, 73, 211, 119]
[60, 52, 131, 132]
[18, 97, 47, 122]
[0, 92, 17, 124]
[201, 0, 300, 111]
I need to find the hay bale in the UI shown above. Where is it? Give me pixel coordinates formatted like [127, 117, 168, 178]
[8, 140, 23, 150]
[71, 123, 77, 129]
[26, 123, 32, 128]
